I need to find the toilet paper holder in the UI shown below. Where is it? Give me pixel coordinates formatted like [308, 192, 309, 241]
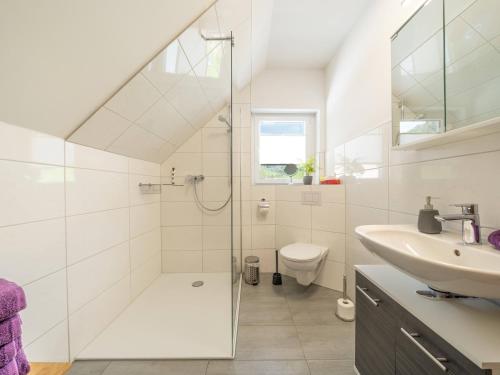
[258, 198, 270, 212]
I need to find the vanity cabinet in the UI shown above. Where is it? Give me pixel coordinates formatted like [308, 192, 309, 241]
[355, 272, 491, 375]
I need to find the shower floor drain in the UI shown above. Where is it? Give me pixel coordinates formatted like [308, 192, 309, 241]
[192, 281, 204, 287]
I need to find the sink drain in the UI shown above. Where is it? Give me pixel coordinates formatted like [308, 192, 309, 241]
[192, 280, 204, 287]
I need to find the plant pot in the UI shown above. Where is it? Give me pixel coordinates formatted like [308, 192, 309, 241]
[303, 176, 313, 185]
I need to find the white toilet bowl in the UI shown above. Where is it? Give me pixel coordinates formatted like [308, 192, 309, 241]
[280, 243, 329, 286]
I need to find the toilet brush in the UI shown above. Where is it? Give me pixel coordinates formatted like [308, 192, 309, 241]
[272, 250, 282, 285]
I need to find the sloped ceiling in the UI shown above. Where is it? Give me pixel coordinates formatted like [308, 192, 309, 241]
[68, 0, 256, 162]
[0, 0, 214, 139]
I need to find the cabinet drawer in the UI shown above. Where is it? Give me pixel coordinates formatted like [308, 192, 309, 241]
[398, 309, 491, 375]
[355, 272, 401, 375]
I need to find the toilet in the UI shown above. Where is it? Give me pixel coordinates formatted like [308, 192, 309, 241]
[280, 243, 329, 286]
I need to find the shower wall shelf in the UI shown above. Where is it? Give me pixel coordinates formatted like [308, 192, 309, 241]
[138, 182, 185, 194]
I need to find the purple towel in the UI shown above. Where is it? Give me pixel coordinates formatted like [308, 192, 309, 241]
[0, 341, 17, 368]
[0, 316, 21, 347]
[0, 359, 18, 375]
[14, 339, 28, 375]
[0, 280, 26, 321]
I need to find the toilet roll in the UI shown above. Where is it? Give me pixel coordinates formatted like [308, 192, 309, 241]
[336, 298, 355, 322]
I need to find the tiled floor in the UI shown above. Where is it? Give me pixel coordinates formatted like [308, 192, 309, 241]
[68, 274, 355, 375]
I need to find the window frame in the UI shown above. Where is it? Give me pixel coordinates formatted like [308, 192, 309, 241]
[252, 111, 318, 185]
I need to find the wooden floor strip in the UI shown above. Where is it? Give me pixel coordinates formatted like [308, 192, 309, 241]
[29, 363, 71, 375]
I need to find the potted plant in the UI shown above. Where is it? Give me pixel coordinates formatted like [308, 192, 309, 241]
[300, 157, 315, 185]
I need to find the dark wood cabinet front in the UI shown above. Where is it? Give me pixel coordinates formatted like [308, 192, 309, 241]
[355, 271, 491, 375]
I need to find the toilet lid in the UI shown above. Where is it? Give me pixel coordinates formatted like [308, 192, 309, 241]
[280, 243, 328, 263]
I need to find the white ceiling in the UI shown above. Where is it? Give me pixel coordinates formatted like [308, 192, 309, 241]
[265, 0, 371, 69]
[0, 0, 214, 140]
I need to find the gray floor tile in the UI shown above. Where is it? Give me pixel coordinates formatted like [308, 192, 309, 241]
[67, 361, 110, 375]
[307, 360, 355, 375]
[236, 326, 304, 360]
[102, 360, 208, 375]
[239, 298, 293, 325]
[207, 360, 310, 375]
[287, 299, 340, 325]
[296, 324, 355, 360]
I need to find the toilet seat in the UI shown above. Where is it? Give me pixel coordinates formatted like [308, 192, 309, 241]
[280, 243, 327, 263]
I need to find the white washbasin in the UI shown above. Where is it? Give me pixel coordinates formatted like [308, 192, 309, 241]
[355, 225, 500, 299]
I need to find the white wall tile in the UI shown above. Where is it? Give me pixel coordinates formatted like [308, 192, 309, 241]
[276, 201, 311, 228]
[0, 121, 64, 165]
[129, 158, 160, 177]
[162, 226, 202, 251]
[129, 174, 161, 206]
[345, 168, 388, 210]
[105, 74, 161, 122]
[69, 276, 130, 358]
[162, 153, 202, 177]
[0, 161, 65, 226]
[24, 320, 69, 362]
[315, 260, 344, 290]
[250, 249, 277, 273]
[202, 177, 231, 201]
[311, 230, 346, 263]
[275, 225, 311, 249]
[162, 202, 202, 226]
[131, 253, 161, 299]
[275, 185, 311, 201]
[0, 218, 66, 285]
[68, 108, 132, 151]
[251, 201, 275, 225]
[67, 242, 130, 313]
[65, 143, 128, 172]
[202, 203, 231, 226]
[310, 185, 345, 204]
[163, 251, 202, 273]
[311, 203, 345, 232]
[21, 270, 68, 345]
[251, 225, 275, 249]
[66, 208, 129, 264]
[65, 167, 129, 216]
[130, 228, 161, 270]
[203, 250, 231, 272]
[203, 226, 231, 250]
[202, 128, 231, 153]
[130, 202, 160, 238]
[174, 130, 202, 154]
[203, 153, 231, 177]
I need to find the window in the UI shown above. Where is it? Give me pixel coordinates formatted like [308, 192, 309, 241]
[253, 112, 317, 184]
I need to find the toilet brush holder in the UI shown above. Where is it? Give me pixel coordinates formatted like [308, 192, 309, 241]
[272, 250, 282, 285]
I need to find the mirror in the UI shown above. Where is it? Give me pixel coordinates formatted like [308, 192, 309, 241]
[391, 0, 500, 147]
[391, 0, 445, 147]
[444, 0, 500, 131]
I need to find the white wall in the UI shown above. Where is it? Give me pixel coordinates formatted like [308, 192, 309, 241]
[0, 0, 214, 139]
[325, 0, 500, 298]
[0, 122, 161, 362]
[252, 68, 327, 172]
[160, 109, 239, 273]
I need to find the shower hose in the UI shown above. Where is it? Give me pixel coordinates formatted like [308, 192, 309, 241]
[192, 176, 232, 212]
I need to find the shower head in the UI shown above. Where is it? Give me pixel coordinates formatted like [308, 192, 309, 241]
[218, 115, 231, 128]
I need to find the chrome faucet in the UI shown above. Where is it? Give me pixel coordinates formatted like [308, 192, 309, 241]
[434, 204, 481, 244]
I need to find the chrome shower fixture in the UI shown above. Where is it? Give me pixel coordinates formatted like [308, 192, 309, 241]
[218, 115, 231, 128]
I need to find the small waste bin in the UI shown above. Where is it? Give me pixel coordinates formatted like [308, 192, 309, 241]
[244, 256, 260, 285]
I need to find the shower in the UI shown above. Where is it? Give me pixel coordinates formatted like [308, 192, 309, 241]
[188, 108, 233, 212]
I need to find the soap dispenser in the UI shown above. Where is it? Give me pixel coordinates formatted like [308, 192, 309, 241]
[418, 196, 442, 234]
